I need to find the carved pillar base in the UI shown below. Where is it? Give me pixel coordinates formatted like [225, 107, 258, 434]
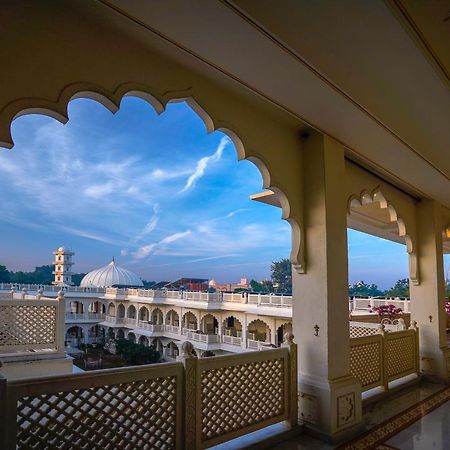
[298, 374, 362, 442]
[421, 347, 450, 382]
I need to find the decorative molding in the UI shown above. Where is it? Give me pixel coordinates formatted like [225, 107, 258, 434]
[347, 187, 419, 285]
[337, 392, 356, 429]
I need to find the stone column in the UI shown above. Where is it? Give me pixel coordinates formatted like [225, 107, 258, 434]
[82, 300, 89, 320]
[409, 199, 449, 380]
[294, 134, 362, 440]
[241, 314, 248, 349]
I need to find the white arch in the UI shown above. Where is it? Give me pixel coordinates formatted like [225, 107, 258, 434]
[347, 188, 418, 284]
[1, 87, 302, 273]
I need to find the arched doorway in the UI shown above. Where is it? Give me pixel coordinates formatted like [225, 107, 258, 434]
[166, 310, 180, 326]
[222, 316, 242, 337]
[182, 312, 198, 331]
[166, 342, 179, 359]
[248, 319, 271, 343]
[151, 308, 163, 325]
[117, 304, 125, 318]
[139, 335, 148, 346]
[116, 329, 125, 340]
[276, 322, 292, 347]
[201, 314, 219, 334]
[107, 303, 116, 317]
[139, 306, 150, 322]
[127, 305, 136, 319]
[66, 325, 83, 347]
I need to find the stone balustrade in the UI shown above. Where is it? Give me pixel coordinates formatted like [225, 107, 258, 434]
[0, 338, 297, 449]
[65, 312, 105, 322]
[0, 283, 106, 294]
[349, 324, 419, 392]
[0, 293, 65, 355]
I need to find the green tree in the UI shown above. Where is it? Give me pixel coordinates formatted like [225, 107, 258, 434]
[0, 265, 11, 282]
[250, 279, 274, 293]
[271, 258, 292, 293]
[72, 273, 86, 286]
[349, 281, 384, 297]
[115, 339, 161, 365]
[385, 278, 409, 298]
[31, 265, 54, 284]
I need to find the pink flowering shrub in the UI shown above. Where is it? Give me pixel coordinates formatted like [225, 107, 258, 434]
[445, 301, 450, 315]
[370, 304, 403, 319]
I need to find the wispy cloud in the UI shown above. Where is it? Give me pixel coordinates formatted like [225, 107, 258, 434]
[132, 230, 192, 260]
[59, 226, 129, 246]
[184, 254, 239, 264]
[1, 99, 292, 281]
[179, 136, 229, 193]
[84, 182, 115, 199]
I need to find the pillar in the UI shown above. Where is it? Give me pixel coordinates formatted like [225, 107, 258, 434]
[294, 133, 362, 440]
[241, 315, 248, 349]
[409, 199, 449, 380]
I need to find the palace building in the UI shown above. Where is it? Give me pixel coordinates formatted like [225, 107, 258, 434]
[1, 2, 449, 448]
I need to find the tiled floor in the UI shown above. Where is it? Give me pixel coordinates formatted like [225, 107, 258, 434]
[384, 400, 450, 449]
[271, 381, 449, 450]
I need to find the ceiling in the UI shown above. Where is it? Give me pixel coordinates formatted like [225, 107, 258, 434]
[98, 0, 450, 208]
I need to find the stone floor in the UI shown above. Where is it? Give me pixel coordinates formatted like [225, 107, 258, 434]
[213, 380, 448, 449]
[273, 381, 448, 450]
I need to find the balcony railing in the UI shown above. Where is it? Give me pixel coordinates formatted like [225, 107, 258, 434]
[0, 283, 106, 294]
[136, 321, 164, 332]
[0, 339, 297, 449]
[350, 297, 410, 313]
[65, 313, 105, 321]
[349, 325, 419, 392]
[0, 295, 65, 355]
[182, 331, 220, 344]
[165, 324, 180, 334]
[222, 335, 243, 346]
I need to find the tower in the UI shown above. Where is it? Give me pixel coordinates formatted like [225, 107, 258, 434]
[52, 246, 75, 286]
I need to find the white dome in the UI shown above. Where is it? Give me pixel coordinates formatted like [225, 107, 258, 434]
[80, 260, 143, 288]
[58, 246, 66, 252]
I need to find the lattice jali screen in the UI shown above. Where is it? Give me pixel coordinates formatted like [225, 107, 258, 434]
[200, 357, 286, 443]
[0, 304, 56, 349]
[349, 326, 378, 338]
[349, 337, 383, 390]
[385, 333, 416, 380]
[13, 376, 178, 450]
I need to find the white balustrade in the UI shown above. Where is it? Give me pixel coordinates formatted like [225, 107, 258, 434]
[164, 324, 180, 334]
[0, 295, 65, 354]
[222, 335, 242, 346]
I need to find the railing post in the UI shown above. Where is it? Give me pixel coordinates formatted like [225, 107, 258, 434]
[376, 324, 388, 390]
[56, 290, 66, 353]
[409, 321, 420, 375]
[178, 341, 198, 450]
[282, 333, 298, 427]
[1, 371, 16, 450]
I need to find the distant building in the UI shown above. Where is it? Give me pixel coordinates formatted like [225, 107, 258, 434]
[165, 278, 209, 291]
[209, 278, 249, 292]
[52, 247, 75, 286]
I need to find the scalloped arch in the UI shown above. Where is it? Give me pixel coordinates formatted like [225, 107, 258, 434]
[1, 82, 303, 273]
[347, 187, 419, 284]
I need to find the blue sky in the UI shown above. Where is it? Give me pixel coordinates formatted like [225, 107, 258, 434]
[0, 98, 447, 289]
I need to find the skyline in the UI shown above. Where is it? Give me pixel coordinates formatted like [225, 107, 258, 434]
[0, 98, 447, 289]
